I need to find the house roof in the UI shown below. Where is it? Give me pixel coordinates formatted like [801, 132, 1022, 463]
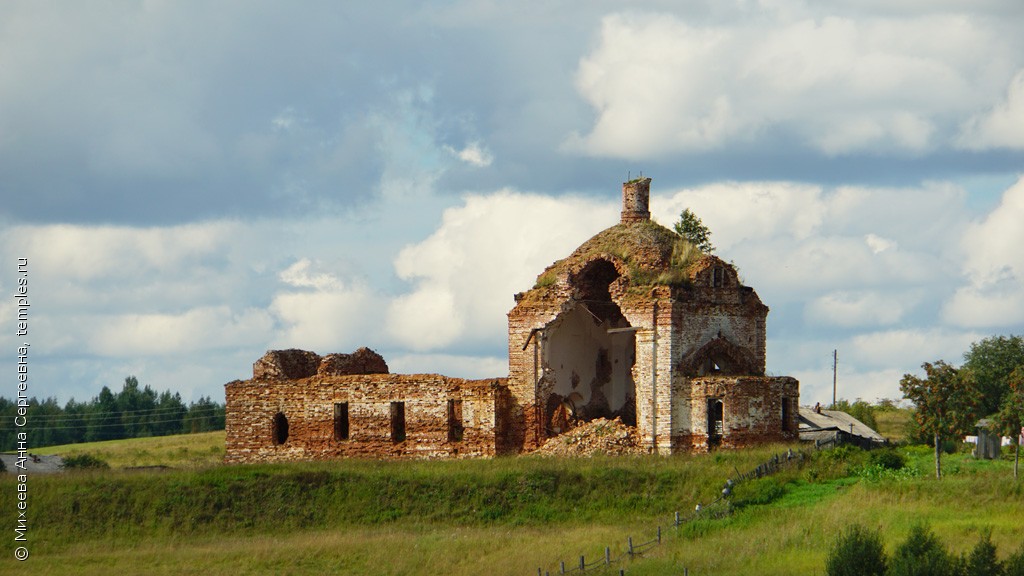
[799, 407, 886, 443]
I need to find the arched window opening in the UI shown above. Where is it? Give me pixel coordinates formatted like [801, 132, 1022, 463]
[707, 399, 724, 447]
[272, 412, 289, 445]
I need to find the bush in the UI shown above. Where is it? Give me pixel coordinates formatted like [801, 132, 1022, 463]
[61, 453, 110, 470]
[869, 449, 906, 471]
[1005, 541, 1024, 576]
[825, 524, 887, 576]
[888, 524, 955, 576]
[833, 399, 879, 431]
[0, 456, 6, 473]
[961, 531, 1002, 576]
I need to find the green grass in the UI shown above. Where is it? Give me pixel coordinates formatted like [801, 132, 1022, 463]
[31, 431, 225, 469]
[874, 408, 913, 442]
[3, 438, 1023, 575]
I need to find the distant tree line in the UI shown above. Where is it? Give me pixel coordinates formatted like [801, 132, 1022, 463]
[0, 376, 225, 450]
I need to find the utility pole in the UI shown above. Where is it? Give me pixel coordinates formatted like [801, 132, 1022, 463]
[832, 349, 838, 409]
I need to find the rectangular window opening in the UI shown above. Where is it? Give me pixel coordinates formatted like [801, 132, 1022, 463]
[781, 398, 792, 432]
[390, 401, 406, 443]
[334, 402, 349, 441]
[447, 399, 464, 442]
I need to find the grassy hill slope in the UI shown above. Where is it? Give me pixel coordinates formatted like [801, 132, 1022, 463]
[3, 437, 1022, 575]
[31, 431, 225, 468]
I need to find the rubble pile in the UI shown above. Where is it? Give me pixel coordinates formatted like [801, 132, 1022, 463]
[533, 417, 646, 457]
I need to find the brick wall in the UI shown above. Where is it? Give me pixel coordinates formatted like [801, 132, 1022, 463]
[671, 375, 800, 451]
[225, 373, 509, 462]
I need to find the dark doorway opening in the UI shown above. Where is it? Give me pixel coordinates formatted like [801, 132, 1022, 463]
[334, 402, 349, 440]
[447, 399, 464, 442]
[272, 412, 289, 445]
[707, 399, 723, 447]
[390, 401, 406, 442]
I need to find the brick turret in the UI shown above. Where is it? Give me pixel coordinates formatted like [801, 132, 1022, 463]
[621, 177, 651, 223]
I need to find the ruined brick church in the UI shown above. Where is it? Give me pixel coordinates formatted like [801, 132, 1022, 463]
[225, 178, 799, 462]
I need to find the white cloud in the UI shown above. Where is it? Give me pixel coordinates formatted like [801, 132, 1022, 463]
[4, 221, 236, 282]
[446, 141, 494, 167]
[568, 10, 1016, 157]
[652, 181, 826, 248]
[849, 328, 982, 371]
[651, 181, 963, 303]
[865, 234, 896, 254]
[279, 258, 345, 291]
[269, 282, 384, 352]
[386, 353, 507, 379]
[387, 190, 614, 350]
[567, 14, 742, 157]
[944, 176, 1024, 326]
[89, 306, 274, 357]
[794, 366, 907, 406]
[958, 69, 1024, 150]
[805, 290, 909, 328]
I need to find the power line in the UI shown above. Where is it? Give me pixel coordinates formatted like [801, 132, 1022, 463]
[0, 412, 220, 430]
[0, 408, 224, 432]
[0, 403, 223, 423]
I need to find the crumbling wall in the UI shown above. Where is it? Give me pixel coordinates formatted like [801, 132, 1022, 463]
[253, 349, 322, 380]
[672, 375, 799, 452]
[253, 347, 389, 381]
[673, 257, 768, 377]
[225, 373, 509, 462]
[318, 347, 388, 376]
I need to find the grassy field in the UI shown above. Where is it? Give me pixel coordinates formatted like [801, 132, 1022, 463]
[31, 431, 225, 468]
[3, 434, 1023, 575]
[873, 407, 913, 443]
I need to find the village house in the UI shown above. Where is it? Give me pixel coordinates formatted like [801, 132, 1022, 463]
[224, 178, 799, 462]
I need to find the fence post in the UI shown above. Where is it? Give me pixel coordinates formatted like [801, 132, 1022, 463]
[628, 536, 634, 557]
[657, 526, 662, 543]
[605, 546, 611, 565]
[675, 511, 680, 526]
[560, 560, 565, 574]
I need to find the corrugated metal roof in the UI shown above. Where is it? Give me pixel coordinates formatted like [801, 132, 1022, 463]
[799, 407, 887, 443]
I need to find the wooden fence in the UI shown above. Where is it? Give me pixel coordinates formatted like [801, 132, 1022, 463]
[533, 449, 808, 575]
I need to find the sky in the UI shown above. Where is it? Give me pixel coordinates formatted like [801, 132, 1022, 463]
[1, 0, 1023, 408]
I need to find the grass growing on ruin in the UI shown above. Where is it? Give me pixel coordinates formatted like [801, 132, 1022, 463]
[5, 442, 1024, 576]
[32, 431, 225, 468]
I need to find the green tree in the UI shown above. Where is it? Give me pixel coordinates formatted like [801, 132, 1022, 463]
[62, 398, 89, 444]
[86, 386, 123, 442]
[153, 390, 187, 437]
[963, 334, 1024, 416]
[992, 366, 1024, 479]
[825, 524, 887, 576]
[1006, 541, 1024, 576]
[833, 398, 878, 430]
[888, 524, 954, 576]
[673, 208, 715, 253]
[117, 375, 158, 438]
[900, 361, 979, 479]
[961, 530, 1002, 576]
[184, 396, 226, 433]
